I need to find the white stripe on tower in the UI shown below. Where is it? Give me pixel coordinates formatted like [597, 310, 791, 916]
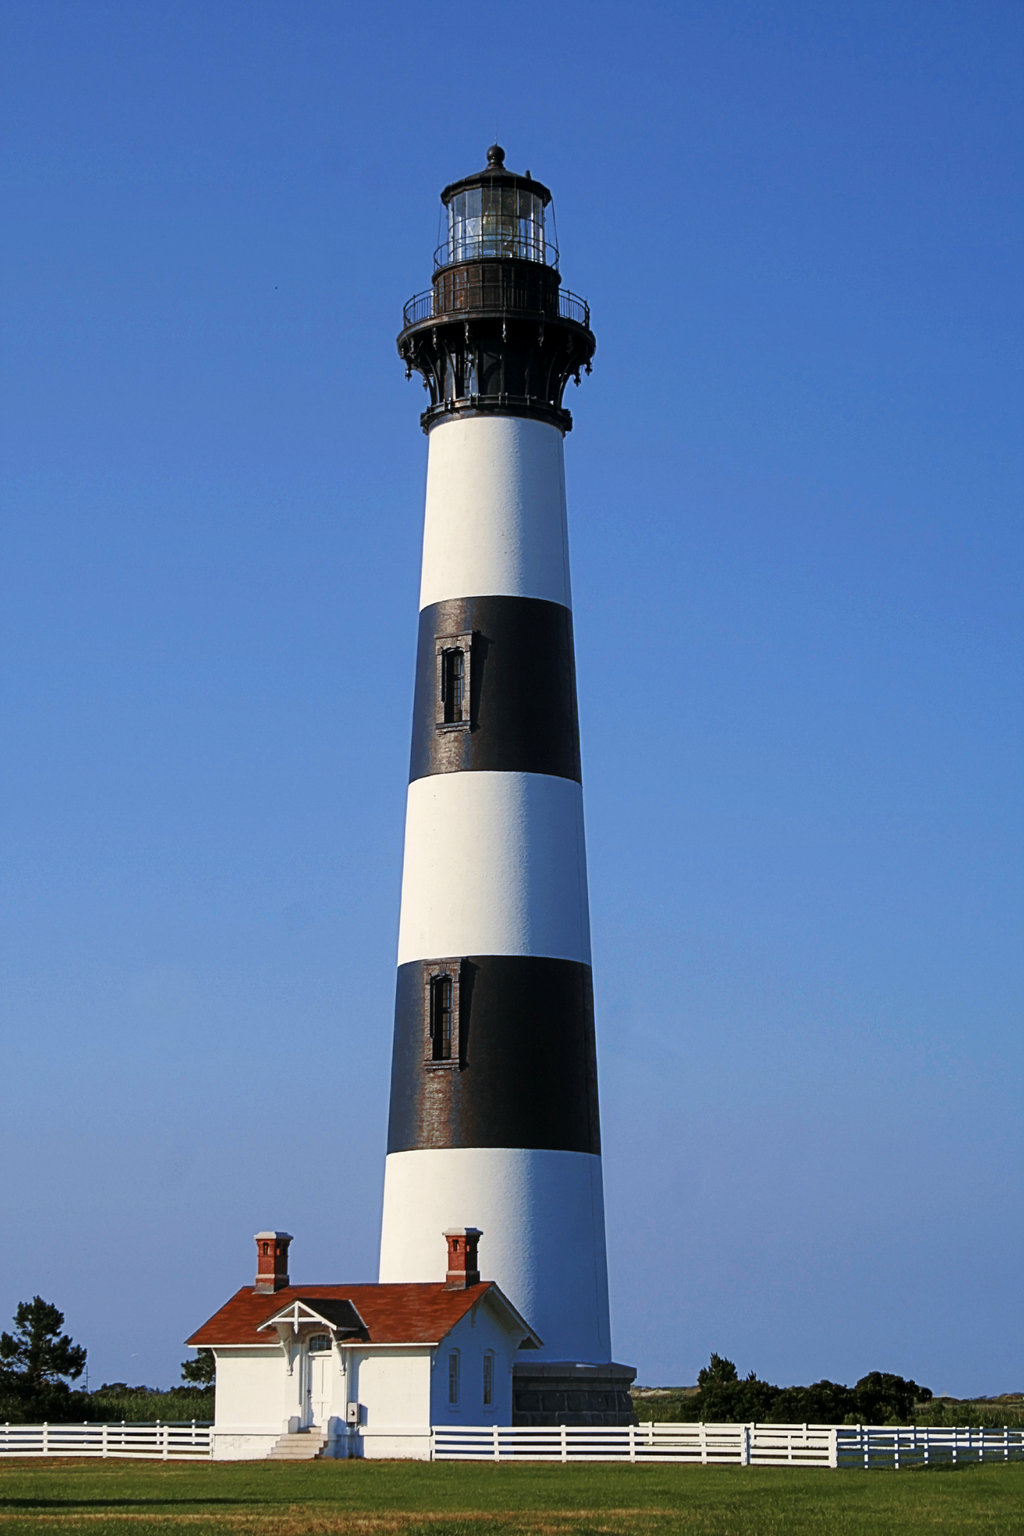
[419, 416, 572, 609]
[396, 768, 591, 966]
[381, 1148, 612, 1365]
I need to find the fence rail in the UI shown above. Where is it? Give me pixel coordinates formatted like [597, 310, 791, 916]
[433, 1422, 1024, 1469]
[0, 1421, 212, 1459]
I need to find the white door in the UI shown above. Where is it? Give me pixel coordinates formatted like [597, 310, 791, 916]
[308, 1349, 333, 1427]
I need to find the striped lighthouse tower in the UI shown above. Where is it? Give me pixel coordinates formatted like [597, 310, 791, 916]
[380, 147, 633, 1421]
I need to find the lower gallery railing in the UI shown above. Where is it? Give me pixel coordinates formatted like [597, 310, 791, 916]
[0, 1422, 212, 1459]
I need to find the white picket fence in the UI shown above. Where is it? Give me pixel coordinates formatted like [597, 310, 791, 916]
[431, 1421, 1024, 1470]
[836, 1424, 1024, 1470]
[432, 1422, 837, 1465]
[0, 1421, 212, 1459]
[2, 1418, 1021, 1469]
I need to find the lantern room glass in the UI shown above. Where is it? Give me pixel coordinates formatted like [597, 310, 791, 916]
[448, 185, 547, 264]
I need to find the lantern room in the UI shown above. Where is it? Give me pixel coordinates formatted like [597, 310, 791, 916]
[397, 145, 594, 434]
[438, 145, 554, 269]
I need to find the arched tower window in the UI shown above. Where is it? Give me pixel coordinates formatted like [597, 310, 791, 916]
[442, 649, 465, 723]
[435, 632, 473, 731]
[430, 974, 454, 1061]
[423, 960, 463, 1070]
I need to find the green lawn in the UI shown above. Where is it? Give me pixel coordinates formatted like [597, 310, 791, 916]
[1, 1458, 1023, 1535]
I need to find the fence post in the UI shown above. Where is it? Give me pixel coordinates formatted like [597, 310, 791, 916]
[492, 1424, 500, 1461]
[740, 1425, 751, 1466]
[560, 1424, 568, 1463]
[42, 1423, 48, 1456]
[828, 1428, 838, 1470]
[628, 1423, 636, 1463]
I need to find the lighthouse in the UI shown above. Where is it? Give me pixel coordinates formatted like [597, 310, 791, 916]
[380, 147, 633, 1423]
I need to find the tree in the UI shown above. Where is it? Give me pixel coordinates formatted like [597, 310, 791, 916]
[686, 1354, 933, 1426]
[771, 1379, 856, 1423]
[0, 1297, 86, 1418]
[697, 1353, 739, 1388]
[180, 1349, 215, 1387]
[854, 1372, 932, 1423]
[694, 1354, 779, 1422]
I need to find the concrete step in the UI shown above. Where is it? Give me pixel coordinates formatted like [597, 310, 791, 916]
[267, 1429, 327, 1460]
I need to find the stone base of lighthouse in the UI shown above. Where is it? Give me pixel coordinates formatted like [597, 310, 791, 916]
[512, 1362, 636, 1427]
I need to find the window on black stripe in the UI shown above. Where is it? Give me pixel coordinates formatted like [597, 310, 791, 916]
[423, 960, 462, 1069]
[435, 631, 473, 730]
[441, 648, 465, 723]
[430, 974, 454, 1061]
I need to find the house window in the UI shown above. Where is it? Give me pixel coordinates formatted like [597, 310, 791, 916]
[308, 1334, 331, 1354]
[483, 1351, 495, 1407]
[423, 960, 462, 1069]
[448, 1349, 460, 1405]
[435, 632, 473, 730]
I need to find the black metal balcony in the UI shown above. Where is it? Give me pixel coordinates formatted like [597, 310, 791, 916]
[403, 286, 590, 331]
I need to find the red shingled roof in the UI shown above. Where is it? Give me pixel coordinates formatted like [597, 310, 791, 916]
[186, 1283, 499, 1348]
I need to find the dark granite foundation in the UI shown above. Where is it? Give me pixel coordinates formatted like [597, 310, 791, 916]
[512, 1362, 636, 1426]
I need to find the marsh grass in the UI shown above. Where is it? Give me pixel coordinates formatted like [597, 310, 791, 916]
[1, 1457, 1023, 1535]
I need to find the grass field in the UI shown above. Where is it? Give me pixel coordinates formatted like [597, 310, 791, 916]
[2, 1458, 1023, 1535]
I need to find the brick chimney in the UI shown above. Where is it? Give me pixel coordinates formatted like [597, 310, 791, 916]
[444, 1228, 482, 1289]
[253, 1231, 292, 1293]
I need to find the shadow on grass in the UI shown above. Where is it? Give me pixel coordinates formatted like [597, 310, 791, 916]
[0, 1497, 253, 1510]
[906, 1460, 988, 1474]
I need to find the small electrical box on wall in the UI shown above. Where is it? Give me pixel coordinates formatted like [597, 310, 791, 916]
[346, 1402, 361, 1425]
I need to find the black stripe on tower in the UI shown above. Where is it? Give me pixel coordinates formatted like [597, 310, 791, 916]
[409, 596, 581, 784]
[386, 956, 600, 1155]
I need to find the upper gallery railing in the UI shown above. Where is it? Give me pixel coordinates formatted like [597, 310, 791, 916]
[402, 287, 590, 330]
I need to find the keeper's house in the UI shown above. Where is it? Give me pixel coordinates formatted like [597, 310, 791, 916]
[186, 1229, 539, 1460]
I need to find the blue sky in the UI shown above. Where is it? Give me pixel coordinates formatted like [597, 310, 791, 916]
[3, 0, 1021, 1396]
